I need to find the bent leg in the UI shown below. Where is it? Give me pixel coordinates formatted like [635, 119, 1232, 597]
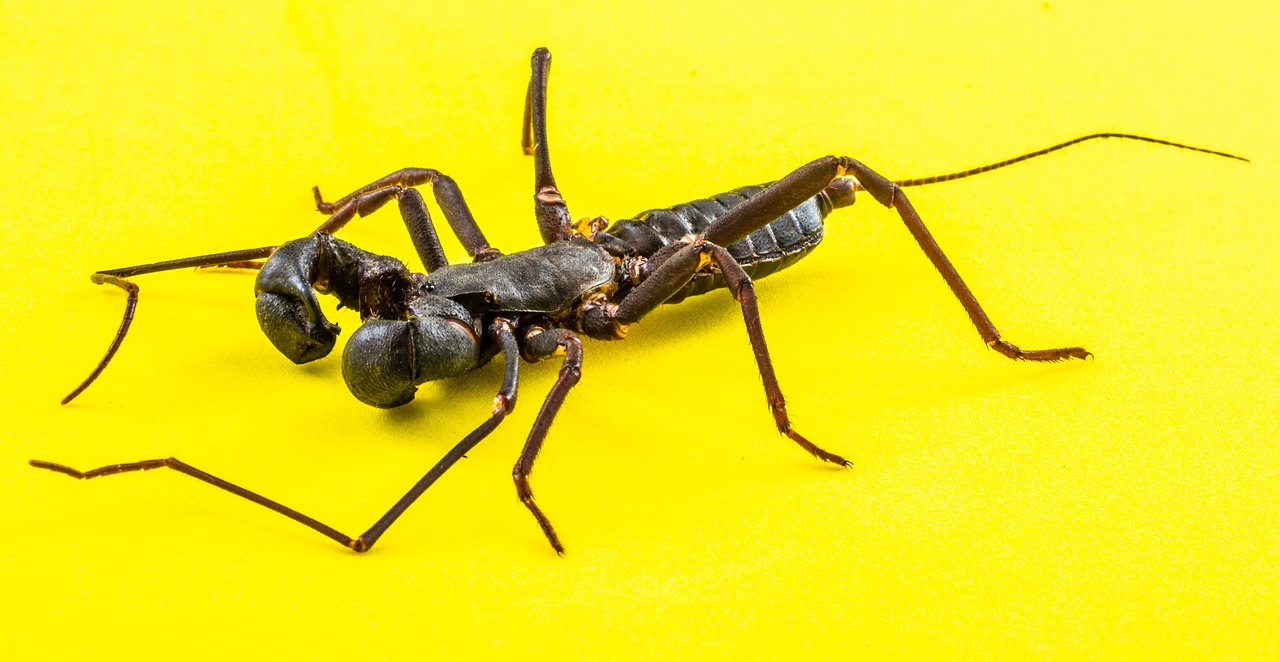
[312, 168, 501, 262]
[699, 156, 1090, 361]
[41, 319, 524, 552]
[607, 238, 850, 466]
[511, 325, 584, 554]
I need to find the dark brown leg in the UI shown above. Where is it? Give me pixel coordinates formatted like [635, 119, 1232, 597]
[312, 168, 500, 262]
[612, 240, 850, 466]
[699, 156, 1089, 361]
[96, 247, 280, 279]
[62, 274, 137, 404]
[307, 186, 449, 272]
[197, 260, 266, 271]
[524, 48, 573, 244]
[40, 320, 524, 552]
[30, 457, 361, 547]
[512, 326, 583, 554]
[843, 160, 1091, 361]
[893, 132, 1247, 188]
[63, 246, 278, 404]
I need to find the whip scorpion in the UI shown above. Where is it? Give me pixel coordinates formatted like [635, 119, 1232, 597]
[31, 49, 1247, 554]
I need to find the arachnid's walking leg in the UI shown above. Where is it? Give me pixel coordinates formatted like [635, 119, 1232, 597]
[512, 327, 584, 554]
[607, 240, 850, 466]
[523, 47, 573, 244]
[63, 246, 279, 404]
[305, 186, 450, 272]
[312, 168, 501, 262]
[350, 319, 521, 551]
[38, 320, 523, 552]
[700, 156, 1090, 361]
[62, 274, 138, 405]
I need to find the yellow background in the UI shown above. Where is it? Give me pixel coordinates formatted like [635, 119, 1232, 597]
[2, 1, 1276, 658]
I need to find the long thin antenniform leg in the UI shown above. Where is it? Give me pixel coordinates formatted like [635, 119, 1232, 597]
[610, 239, 850, 466]
[38, 319, 523, 552]
[511, 326, 584, 554]
[893, 132, 1248, 188]
[312, 168, 500, 261]
[62, 274, 137, 404]
[63, 246, 278, 404]
[525, 47, 573, 244]
[697, 155, 1090, 361]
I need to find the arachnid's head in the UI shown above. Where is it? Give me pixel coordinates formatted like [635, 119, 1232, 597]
[341, 294, 482, 408]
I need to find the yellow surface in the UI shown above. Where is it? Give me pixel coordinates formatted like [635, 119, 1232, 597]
[2, 1, 1276, 658]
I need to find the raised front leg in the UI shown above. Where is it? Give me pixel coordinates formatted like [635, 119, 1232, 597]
[39, 319, 524, 552]
[523, 47, 573, 244]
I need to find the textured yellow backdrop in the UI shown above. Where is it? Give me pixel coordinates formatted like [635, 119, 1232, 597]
[2, 1, 1275, 658]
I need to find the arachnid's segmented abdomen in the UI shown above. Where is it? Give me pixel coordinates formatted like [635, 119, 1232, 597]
[599, 184, 828, 303]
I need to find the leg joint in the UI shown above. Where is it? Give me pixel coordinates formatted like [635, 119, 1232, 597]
[535, 186, 566, 206]
[837, 158, 898, 208]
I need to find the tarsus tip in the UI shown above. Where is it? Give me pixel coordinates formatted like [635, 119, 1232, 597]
[29, 460, 80, 478]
